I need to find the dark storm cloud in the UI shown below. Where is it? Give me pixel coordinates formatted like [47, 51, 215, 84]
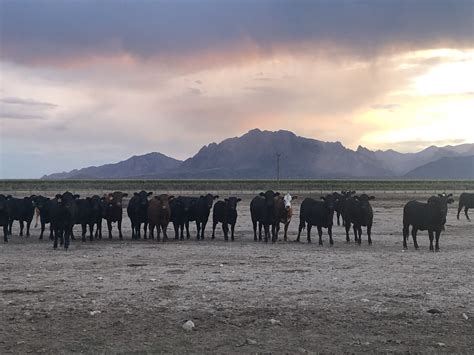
[1, 0, 472, 66]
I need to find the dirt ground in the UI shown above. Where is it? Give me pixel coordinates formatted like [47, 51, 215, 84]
[1, 193, 473, 354]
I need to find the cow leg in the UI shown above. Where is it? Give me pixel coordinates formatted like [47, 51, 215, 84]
[212, 220, 217, 239]
[81, 223, 87, 242]
[296, 220, 305, 242]
[428, 230, 434, 251]
[185, 221, 190, 239]
[39, 222, 45, 240]
[283, 222, 289, 242]
[163, 223, 169, 241]
[26, 220, 31, 237]
[107, 220, 113, 239]
[89, 224, 94, 241]
[149, 224, 155, 240]
[98, 221, 102, 240]
[19, 220, 24, 236]
[357, 226, 362, 245]
[3, 225, 8, 242]
[252, 220, 258, 241]
[435, 230, 441, 252]
[201, 219, 208, 240]
[196, 221, 201, 240]
[53, 228, 58, 249]
[271, 224, 276, 243]
[118, 219, 123, 240]
[328, 225, 334, 246]
[411, 228, 419, 250]
[64, 227, 71, 250]
[345, 222, 351, 243]
[173, 222, 179, 240]
[317, 226, 323, 246]
[465, 207, 470, 221]
[403, 223, 409, 249]
[307, 224, 312, 243]
[223, 223, 229, 241]
[352, 225, 358, 244]
[137, 222, 142, 239]
[143, 222, 148, 239]
[336, 212, 341, 226]
[49, 225, 54, 240]
[231, 223, 235, 241]
[8, 220, 13, 236]
[258, 222, 263, 241]
[367, 224, 372, 245]
[457, 205, 462, 220]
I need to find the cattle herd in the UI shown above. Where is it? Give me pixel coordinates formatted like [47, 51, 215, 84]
[0, 191, 472, 251]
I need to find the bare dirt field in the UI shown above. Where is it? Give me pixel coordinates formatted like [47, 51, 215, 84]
[1, 193, 473, 354]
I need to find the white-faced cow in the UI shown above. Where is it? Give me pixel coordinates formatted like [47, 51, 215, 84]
[273, 193, 297, 242]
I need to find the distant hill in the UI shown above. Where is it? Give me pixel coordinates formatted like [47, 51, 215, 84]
[41, 129, 474, 179]
[404, 155, 474, 179]
[42, 152, 182, 179]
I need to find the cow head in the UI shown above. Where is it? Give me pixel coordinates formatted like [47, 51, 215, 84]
[105, 191, 128, 207]
[134, 190, 153, 206]
[155, 194, 173, 210]
[90, 195, 103, 211]
[283, 193, 297, 210]
[224, 197, 241, 210]
[32, 195, 50, 211]
[320, 194, 337, 210]
[181, 197, 196, 212]
[200, 194, 219, 209]
[259, 190, 280, 208]
[354, 194, 375, 213]
[429, 193, 454, 218]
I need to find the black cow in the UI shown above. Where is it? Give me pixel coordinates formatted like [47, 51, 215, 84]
[333, 190, 355, 226]
[403, 194, 454, 251]
[7, 196, 35, 237]
[193, 194, 219, 240]
[57, 192, 80, 250]
[90, 195, 104, 239]
[127, 191, 152, 240]
[50, 194, 65, 248]
[343, 194, 375, 245]
[212, 197, 241, 241]
[296, 194, 337, 245]
[0, 194, 10, 242]
[76, 197, 96, 242]
[103, 191, 128, 239]
[250, 190, 280, 243]
[457, 192, 474, 221]
[32, 195, 53, 240]
[170, 197, 186, 240]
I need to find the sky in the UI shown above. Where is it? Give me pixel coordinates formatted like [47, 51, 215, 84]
[1, 0, 473, 178]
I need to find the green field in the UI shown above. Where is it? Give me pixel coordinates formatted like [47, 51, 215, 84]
[1, 179, 473, 193]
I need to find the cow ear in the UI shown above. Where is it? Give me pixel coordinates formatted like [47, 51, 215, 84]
[275, 192, 280, 196]
[448, 198, 454, 204]
[74, 194, 80, 199]
[224, 198, 229, 202]
[168, 195, 175, 200]
[6, 195, 12, 200]
[447, 193, 453, 197]
[320, 196, 326, 200]
[369, 196, 375, 200]
[147, 192, 153, 196]
[292, 196, 298, 200]
[259, 192, 265, 196]
[123, 193, 128, 197]
[134, 192, 138, 196]
[214, 195, 219, 200]
[100, 196, 105, 201]
[86, 197, 91, 201]
[200, 195, 205, 199]
[351, 191, 356, 195]
[237, 198, 242, 202]
[55, 194, 62, 199]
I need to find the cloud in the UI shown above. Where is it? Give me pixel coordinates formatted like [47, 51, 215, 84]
[1, 1, 472, 69]
[0, 97, 57, 108]
[0, 112, 44, 120]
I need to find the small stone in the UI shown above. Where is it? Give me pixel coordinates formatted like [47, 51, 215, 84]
[462, 313, 469, 320]
[17, 341, 26, 345]
[269, 318, 281, 325]
[427, 308, 443, 314]
[437, 342, 446, 347]
[361, 298, 370, 303]
[89, 310, 101, 316]
[246, 338, 257, 345]
[182, 320, 195, 331]
[96, 277, 104, 281]
[149, 278, 157, 282]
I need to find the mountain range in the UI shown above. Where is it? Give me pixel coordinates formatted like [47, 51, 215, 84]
[42, 129, 474, 179]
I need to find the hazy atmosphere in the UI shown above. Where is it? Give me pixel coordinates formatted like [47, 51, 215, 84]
[1, 0, 473, 178]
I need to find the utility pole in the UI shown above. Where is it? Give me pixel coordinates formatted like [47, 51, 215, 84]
[276, 153, 281, 186]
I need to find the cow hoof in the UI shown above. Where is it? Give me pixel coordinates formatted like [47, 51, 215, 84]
[435, 248, 440, 252]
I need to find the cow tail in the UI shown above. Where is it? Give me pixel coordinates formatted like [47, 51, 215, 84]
[34, 208, 40, 228]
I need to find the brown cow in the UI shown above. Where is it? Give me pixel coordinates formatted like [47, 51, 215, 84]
[273, 193, 297, 241]
[147, 194, 174, 241]
[103, 191, 128, 239]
